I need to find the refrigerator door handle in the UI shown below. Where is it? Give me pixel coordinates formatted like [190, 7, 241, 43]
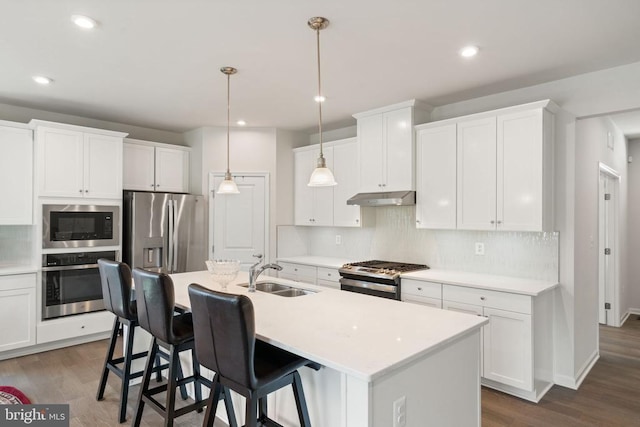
[172, 200, 179, 272]
[167, 199, 174, 273]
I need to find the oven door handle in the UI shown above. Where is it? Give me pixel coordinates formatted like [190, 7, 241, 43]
[42, 263, 99, 272]
[339, 278, 397, 294]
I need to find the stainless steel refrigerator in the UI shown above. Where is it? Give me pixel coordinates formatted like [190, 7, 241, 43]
[123, 191, 207, 274]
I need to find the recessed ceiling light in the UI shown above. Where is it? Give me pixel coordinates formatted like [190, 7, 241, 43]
[236, 120, 247, 126]
[32, 76, 53, 85]
[460, 45, 479, 58]
[314, 95, 326, 103]
[71, 15, 97, 29]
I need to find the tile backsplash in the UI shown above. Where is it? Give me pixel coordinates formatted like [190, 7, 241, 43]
[278, 206, 559, 282]
[0, 226, 34, 268]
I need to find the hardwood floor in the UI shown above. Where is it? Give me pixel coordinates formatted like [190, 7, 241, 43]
[2, 318, 640, 426]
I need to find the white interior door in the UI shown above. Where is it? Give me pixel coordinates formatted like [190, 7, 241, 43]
[209, 173, 268, 270]
[598, 166, 619, 326]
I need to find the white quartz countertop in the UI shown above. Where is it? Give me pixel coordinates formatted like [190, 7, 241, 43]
[402, 269, 558, 296]
[276, 256, 353, 269]
[170, 270, 486, 382]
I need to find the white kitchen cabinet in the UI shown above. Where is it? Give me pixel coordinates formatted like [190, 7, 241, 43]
[332, 139, 362, 227]
[0, 124, 33, 224]
[0, 274, 36, 352]
[37, 310, 114, 344]
[294, 146, 334, 226]
[442, 284, 552, 402]
[456, 101, 556, 231]
[277, 262, 317, 284]
[316, 267, 340, 289]
[123, 139, 190, 193]
[32, 121, 126, 199]
[401, 279, 442, 308]
[457, 117, 498, 230]
[415, 123, 457, 229]
[354, 100, 431, 193]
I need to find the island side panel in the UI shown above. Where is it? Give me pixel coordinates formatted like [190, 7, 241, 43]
[371, 330, 481, 427]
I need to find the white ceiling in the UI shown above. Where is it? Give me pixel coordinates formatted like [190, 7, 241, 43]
[2, 0, 640, 134]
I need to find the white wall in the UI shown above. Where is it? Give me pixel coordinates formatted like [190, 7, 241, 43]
[573, 117, 629, 376]
[0, 101, 184, 144]
[628, 139, 640, 312]
[184, 126, 305, 263]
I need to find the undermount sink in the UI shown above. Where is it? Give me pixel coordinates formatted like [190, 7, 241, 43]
[238, 282, 317, 297]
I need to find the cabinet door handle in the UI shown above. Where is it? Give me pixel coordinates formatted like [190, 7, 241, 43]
[151, 184, 155, 187]
[417, 287, 423, 291]
[327, 273, 332, 277]
[416, 220, 421, 224]
[355, 219, 359, 223]
[480, 296, 486, 301]
[85, 189, 89, 193]
[79, 189, 83, 193]
[497, 220, 502, 224]
[490, 220, 495, 224]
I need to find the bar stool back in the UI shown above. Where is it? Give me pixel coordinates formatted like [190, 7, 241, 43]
[188, 284, 313, 427]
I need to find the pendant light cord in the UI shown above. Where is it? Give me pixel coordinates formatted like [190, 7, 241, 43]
[226, 72, 231, 175]
[316, 27, 324, 159]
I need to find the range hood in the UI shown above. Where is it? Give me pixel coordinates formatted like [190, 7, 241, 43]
[347, 191, 416, 206]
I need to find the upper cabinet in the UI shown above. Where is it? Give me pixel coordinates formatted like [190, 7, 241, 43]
[353, 100, 432, 193]
[415, 100, 557, 232]
[0, 123, 33, 224]
[293, 138, 364, 227]
[123, 139, 190, 193]
[31, 120, 127, 200]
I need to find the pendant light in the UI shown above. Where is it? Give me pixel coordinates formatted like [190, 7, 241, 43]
[307, 17, 337, 187]
[217, 66, 240, 194]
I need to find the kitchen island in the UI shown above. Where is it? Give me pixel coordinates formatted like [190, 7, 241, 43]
[169, 270, 487, 427]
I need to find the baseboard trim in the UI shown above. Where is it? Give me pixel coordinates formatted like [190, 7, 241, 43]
[620, 311, 631, 326]
[0, 332, 109, 361]
[554, 349, 599, 390]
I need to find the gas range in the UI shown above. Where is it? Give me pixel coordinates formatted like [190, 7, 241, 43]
[339, 260, 429, 300]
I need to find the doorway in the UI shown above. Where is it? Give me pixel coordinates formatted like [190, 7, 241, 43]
[598, 163, 620, 326]
[208, 172, 270, 270]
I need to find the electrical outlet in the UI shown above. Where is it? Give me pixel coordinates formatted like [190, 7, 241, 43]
[335, 235, 342, 245]
[393, 396, 406, 427]
[475, 242, 485, 256]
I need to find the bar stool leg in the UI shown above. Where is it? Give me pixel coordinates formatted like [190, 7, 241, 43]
[258, 397, 268, 422]
[203, 376, 222, 427]
[132, 339, 158, 427]
[117, 320, 136, 423]
[245, 395, 258, 427]
[223, 387, 238, 427]
[164, 345, 179, 427]
[192, 350, 203, 411]
[96, 317, 120, 401]
[292, 371, 312, 427]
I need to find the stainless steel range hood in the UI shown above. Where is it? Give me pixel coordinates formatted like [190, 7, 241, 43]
[346, 191, 416, 206]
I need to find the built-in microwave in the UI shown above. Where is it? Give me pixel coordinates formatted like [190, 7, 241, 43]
[42, 204, 120, 249]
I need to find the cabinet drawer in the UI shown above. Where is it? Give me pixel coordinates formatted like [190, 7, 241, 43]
[443, 285, 531, 314]
[37, 311, 115, 344]
[0, 273, 36, 291]
[404, 295, 442, 309]
[317, 267, 339, 283]
[402, 279, 441, 299]
[279, 262, 316, 278]
[317, 279, 340, 289]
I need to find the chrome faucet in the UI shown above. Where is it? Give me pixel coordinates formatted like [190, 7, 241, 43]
[248, 254, 282, 292]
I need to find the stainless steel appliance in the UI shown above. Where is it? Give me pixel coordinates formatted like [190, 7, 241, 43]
[42, 250, 117, 319]
[123, 191, 207, 274]
[42, 204, 119, 249]
[339, 260, 429, 300]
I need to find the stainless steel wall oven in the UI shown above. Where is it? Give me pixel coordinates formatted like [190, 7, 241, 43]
[41, 250, 117, 319]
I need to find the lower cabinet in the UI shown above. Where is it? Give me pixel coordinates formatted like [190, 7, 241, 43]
[0, 274, 36, 352]
[277, 262, 340, 289]
[401, 279, 442, 308]
[442, 284, 552, 402]
[37, 310, 115, 344]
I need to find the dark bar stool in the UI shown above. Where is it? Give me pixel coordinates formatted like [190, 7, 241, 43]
[96, 259, 186, 423]
[131, 268, 235, 427]
[188, 284, 314, 427]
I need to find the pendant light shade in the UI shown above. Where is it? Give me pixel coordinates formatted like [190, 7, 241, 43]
[217, 66, 240, 195]
[307, 17, 337, 187]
